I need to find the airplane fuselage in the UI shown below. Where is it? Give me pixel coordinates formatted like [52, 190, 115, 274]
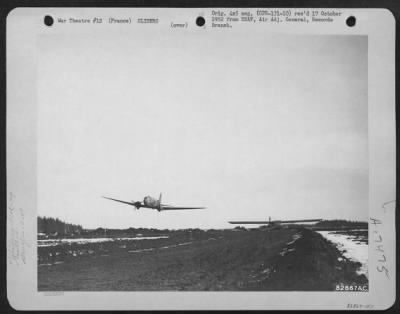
[143, 196, 161, 209]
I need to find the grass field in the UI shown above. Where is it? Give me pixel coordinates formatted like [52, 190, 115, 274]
[38, 228, 368, 291]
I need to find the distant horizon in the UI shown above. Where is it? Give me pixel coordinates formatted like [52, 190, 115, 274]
[37, 215, 369, 231]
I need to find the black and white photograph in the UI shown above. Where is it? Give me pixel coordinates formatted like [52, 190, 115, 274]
[36, 31, 369, 291]
[6, 7, 396, 310]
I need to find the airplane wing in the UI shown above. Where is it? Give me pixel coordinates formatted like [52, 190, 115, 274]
[161, 206, 205, 210]
[278, 219, 322, 224]
[229, 219, 322, 224]
[229, 221, 272, 224]
[103, 196, 141, 207]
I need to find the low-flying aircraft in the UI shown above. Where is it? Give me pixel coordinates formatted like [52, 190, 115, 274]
[103, 193, 205, 212]
[229, 216, 322, 227]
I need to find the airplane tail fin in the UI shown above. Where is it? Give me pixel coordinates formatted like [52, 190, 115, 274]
[269, 216, 271, 223]
[158, 193, 163, 211]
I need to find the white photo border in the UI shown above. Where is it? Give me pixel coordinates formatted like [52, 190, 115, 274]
[6, 7, 396, 310]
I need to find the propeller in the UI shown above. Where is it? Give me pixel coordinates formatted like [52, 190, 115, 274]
[133, 201, 142, 210]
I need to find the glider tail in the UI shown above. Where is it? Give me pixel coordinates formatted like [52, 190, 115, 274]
[158, 193, 163, 211]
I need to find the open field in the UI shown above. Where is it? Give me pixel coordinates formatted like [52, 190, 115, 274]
[38, 228, 368, 291]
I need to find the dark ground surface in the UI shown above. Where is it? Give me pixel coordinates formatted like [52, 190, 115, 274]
[38, 228, 368, 291]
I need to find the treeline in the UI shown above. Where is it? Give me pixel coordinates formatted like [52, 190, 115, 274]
[315, 219, 367, 228]
[38, 216, 83, 235]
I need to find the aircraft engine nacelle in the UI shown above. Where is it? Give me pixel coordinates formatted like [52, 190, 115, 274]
[143, 196, 160, 208]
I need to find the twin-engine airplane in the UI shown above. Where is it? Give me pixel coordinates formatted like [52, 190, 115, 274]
[103, 193, 205, 212]
[229, 216, 322, 226]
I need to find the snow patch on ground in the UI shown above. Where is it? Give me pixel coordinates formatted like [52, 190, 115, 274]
[317, 231, 368, 278]
[178, 242, 193, 246]
[286, 233, 302, 245]
[279, 247, 295, 256]
[38, 236, 169, 247]
[278, 232, 302, 256]
[128, 248, 155, 253]
[129, 241, 193, 253]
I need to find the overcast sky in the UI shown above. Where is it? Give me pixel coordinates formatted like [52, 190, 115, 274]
[37, 33, 368, 229]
